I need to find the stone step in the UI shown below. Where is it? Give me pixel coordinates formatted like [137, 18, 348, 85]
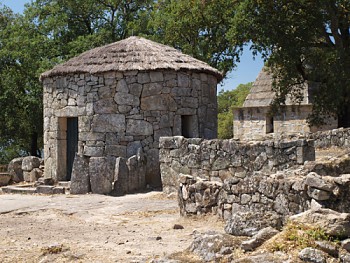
[57, 181, 71, 188]
[36, 185, 66, 195]
[1, 185, 37, 194]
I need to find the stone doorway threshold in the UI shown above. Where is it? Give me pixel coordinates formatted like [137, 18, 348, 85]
[1, 181, 70, 195]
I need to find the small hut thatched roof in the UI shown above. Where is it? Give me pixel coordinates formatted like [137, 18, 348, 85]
[242, 67, 311, 108]
[243, 67, 275, 107]
[40, 36, 222, 80]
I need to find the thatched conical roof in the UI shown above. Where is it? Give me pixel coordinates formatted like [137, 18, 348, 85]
[243, 67, 275, 107]
[40, 36, 222, 80]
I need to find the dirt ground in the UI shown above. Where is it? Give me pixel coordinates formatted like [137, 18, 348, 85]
[0, 191, 224, 263]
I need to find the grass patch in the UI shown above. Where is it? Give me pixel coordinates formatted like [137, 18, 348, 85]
[268, 221, 337, 253]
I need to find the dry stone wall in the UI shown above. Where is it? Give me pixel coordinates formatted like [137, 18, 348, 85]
[308, 127, 350, 149]
[43, 69, 218, 194]
[159, 136, 350, 236]
[159, 136, 315, 193]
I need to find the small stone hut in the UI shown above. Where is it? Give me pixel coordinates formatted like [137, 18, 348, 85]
[40, 36, 222, 194]
[233, 68, 338, 140]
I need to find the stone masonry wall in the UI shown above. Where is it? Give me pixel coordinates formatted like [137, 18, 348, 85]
[159, 136, 315, 194]
[308, 127, 350, 149]
[233, 105, 338, 141]
[43, 69, 218, 194]
[159, 136, 350, 235]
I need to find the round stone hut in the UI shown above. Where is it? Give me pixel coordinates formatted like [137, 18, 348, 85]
[40, 36, 222, 195]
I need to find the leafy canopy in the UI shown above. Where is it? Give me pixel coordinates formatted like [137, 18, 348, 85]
[217, 83, 252, 139]
[230, 0, 350, 126]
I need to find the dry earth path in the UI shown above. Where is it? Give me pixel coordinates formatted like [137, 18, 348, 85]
[0, 191, 224, 263]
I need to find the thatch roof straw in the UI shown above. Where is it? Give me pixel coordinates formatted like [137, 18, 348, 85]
[40, 36, 223, 81]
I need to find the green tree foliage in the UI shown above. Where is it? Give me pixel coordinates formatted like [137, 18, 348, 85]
[229, 0, 350, 126]
[150, 0, 240, 76]
[0, 0, 155, 163]
[217, 83, 252, 139]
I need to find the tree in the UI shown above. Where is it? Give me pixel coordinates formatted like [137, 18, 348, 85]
[217, 83, 252, 139]
[229, 0, 350, 127]
[150, 0, 240, 76]
[0, 1, 155, 163]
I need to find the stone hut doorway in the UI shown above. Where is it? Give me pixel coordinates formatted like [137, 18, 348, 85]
[66, 117, 78, 180]
[57, 117, 78, 181]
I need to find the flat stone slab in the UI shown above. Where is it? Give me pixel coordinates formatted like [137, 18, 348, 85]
[1, 186, 37, 195]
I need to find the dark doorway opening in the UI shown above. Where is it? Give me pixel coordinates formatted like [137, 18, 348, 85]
[266, 116, 274, 134]
[66, 117, 78, 180]
[181, 115, 194, 138]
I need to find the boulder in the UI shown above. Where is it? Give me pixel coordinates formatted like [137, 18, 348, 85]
[8, 157, 24, 183]
[289, 208, 350, 238]
[30, 168, 43, 182]
[341, 239, 350, 253]
[22, 156, 41, 171]
[0, 173, 11, 186]
[189, 231, 241, 262]
[298, 247, 326, 263]
[70, 155, 90, 194]
[112, 157, 129, 196]
[89, 156, 115, 194]
[241, 227, 279, 251]
[225, 211, 283, 236]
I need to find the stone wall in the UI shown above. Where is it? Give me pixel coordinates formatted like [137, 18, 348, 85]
[178, 171, 350, 236]
[233, 105, 338, 141]
[308, 127, 350, 149]
[159, 136, 315, 194]
[43, 69, 218, 193]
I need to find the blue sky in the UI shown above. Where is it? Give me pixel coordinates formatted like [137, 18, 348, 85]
[1, 0, 265, 91]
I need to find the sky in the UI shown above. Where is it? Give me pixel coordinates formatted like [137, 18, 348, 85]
[1, 0, 265, 91]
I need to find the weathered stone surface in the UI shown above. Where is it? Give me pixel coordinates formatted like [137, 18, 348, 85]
[299, 247, 326, 263]
[0, 173, 11, 186]
[225, 211, 283, 236]
[141, 95, 176, 111]
[93, 98, 118, 113]
[114, 92, 139, 106]
[127, 149, 146, 192]
[105, 145, 127, 158]
[23, 171, 31, 182]
[36, 185, 55, 194]
[307, 187, 331, 201]
[8, 157, 24, 183]
[127, 141, 142, 158]
[315, 241, 338, 258]
[342, 239, 350, 253]
[189, 231, 241, 262]
[126, 119, 153, 136]
[22, 156, 41, 171]
[289, 208, 350, 238]
[112, 157, 129, 196]
[89, 157, 115, 194]
[145, 149, 161, 187]
[91, 114, 125, 132]
[30, 168, 43, 182]
[116, 79, 128, 93]
[241, 227, 279, 251]
[305, 172, 335, 192]
[70, 155, 90, 194]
